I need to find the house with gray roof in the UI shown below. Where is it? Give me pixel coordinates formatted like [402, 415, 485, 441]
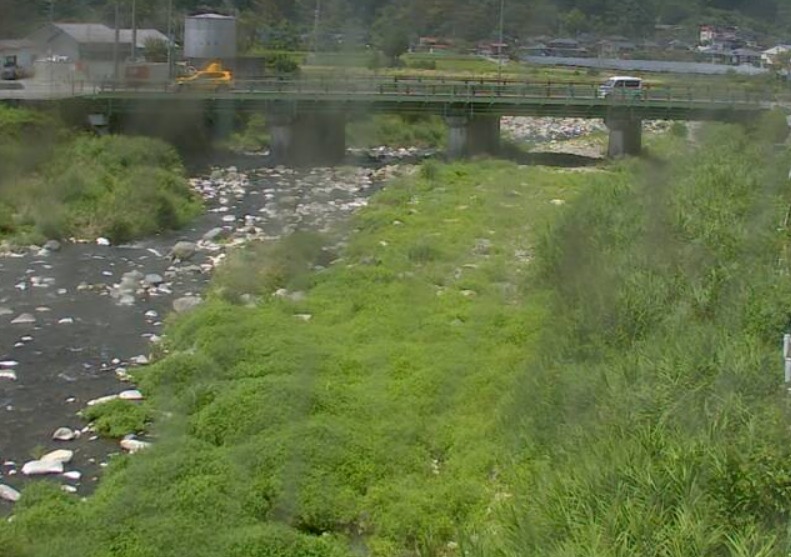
[27, 23, 168, 63]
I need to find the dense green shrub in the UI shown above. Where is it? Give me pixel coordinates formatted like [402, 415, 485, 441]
[82, 399, 154, 438]
[1, 134, 201, 242]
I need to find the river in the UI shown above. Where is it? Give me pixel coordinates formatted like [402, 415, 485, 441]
[0, 152, 422, 507]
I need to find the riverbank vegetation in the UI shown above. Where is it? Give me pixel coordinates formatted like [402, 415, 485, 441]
[4, 121, 791, 556]
[0, 105, 201, 244]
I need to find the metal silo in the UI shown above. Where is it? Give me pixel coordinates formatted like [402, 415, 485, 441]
[184, 13, 237, 61]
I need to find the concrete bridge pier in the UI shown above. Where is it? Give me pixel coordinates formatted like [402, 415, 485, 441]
[445, 115, 501, 159]
[605, 117, 642, 158]
[268, 112, 346, 166]
[210, 99, 235, 141]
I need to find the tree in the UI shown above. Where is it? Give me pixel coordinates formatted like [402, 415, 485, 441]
[372, 5, 410, 65]
[143, 38, 168, 63]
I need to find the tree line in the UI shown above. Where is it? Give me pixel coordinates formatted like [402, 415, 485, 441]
[2, 0, 790, 48]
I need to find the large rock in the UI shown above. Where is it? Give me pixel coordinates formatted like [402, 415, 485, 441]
[52, 427, 76, 441]
[43, 239, 62, 252]
[22, 459, 64, 476]
[169, 241, 198, 261]
[120, 438, 151, 454]
[0, 484, 21, 502]
[40, 449, 73, 464]
[172, 296, 202, 314]
[11, 313, 36, 325]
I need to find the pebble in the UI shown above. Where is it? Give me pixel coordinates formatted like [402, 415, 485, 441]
[60, 485, 78, 494]
[0, 306, 12, 316]
[43, 240, 61, 252]
[58, 317, 74, 324]
[96, 237, 111, 246]
[0, 370, 17, 381]
[0, 360, 19, 368]
[62, 471, 82, 481]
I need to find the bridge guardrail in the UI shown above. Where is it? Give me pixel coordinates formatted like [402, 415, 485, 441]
[93, 76, 787, 107]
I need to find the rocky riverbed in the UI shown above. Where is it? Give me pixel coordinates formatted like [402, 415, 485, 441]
[0, 154, 419, 509]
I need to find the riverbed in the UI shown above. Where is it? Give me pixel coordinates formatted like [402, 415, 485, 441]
[0, 153, 423, 507]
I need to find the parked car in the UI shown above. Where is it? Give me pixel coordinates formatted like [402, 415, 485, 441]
[598, 76, 643, 99]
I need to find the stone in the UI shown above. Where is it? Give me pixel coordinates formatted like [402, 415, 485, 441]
[58, 317, 74, 325]
[62, 471, 82, 481]
[130, 355, 149, 365]
[0, 484, 21, 502]
[0, 370, 17, 381]
[202, 227, 226, 242]
[143, 273, 164, 287]
[43, 239, 62, 252]
[96, 237, 111, 246]
[22, 460, 64, 476]
[169, 241, 198, 261]
[86, 394, 119, 407]
[172, 296, 202, 314]
[40, 449, 73, 464]
[11, 313, 36, 325]
[52, 427, 76, 441]
[120, 438, 151, 454]
[0, 306, 12, 316]
[119, 389, 144, 401]
[0, 360, 18, 368]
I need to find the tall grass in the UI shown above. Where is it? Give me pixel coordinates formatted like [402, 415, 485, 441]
[486, 124, 791, 557]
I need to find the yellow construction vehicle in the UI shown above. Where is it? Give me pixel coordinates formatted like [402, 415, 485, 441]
[174, 61, 233, 92]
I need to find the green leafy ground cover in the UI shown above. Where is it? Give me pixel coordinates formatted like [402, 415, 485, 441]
[0, 106, 201, 244]
[5, 123, 791, 556]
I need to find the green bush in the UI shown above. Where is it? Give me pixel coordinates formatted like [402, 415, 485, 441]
[346, 114, 445, 148]
[81, 399, 154, 438]
[3, 134, 201, 242]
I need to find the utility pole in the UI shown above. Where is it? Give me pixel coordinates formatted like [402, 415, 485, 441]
[497, 0, 505, 81]
[113, 0, 120, 83]
[166, 0, 173, 78]
[49, 0, 54, 22]
[131, 0, 137, 62]
[312, 0, 321, 54]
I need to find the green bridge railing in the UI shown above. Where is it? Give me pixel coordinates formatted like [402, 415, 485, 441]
[88, 75, 790, 110]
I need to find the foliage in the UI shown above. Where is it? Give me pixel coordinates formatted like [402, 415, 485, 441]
[143, 37, 168, 62]
[0, 131, 202, 243]
[81, 399, 155, 438]
[478, 125, 791, 556]
[0, 158, 586, 555]
[346, 114, 446, 148]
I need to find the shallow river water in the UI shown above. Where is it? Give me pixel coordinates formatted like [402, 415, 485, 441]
[0, 153, 418, 508]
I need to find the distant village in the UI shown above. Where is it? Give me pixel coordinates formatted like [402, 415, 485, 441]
[424, 25, 791, 70]
[3, 18, 791, 85]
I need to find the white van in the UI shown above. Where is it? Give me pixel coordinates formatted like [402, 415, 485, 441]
[598, 76, 643, 99]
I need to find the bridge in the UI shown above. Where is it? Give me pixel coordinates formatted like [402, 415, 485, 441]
[6, 76, 779, 163]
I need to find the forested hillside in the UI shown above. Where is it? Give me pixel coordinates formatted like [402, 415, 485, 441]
[2, 0, 791, 46]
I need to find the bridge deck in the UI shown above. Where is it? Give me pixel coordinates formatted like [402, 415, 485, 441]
[8, 76, 781, 121]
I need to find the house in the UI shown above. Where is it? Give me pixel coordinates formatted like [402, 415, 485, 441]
[28, 23, 168, 63]
[699, 24, 739, 46]
[546, 38, 589, 57]
[416, 37, 452, 53]
[0, 39, 35, 72]
[762, 45, 791, 67]
[731, 48, 762, 66]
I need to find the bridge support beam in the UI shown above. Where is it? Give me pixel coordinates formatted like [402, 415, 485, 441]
[605, 117, 642, 158]
[268, 112, 346, 166]
[445, 115, 500, 160]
